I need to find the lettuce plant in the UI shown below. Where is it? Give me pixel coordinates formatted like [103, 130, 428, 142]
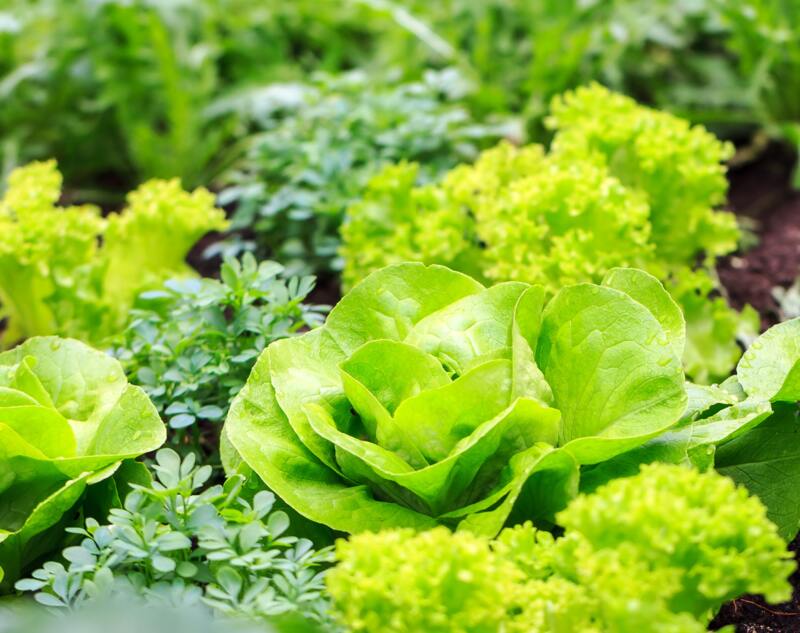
[340, 84, 758, 383]
[0, 336, 165, 589]
[224, 262, 698, 534]
[328, 527, 524, 633]
[0, 0, 384, 193]
[0, 161, 228, 347]
[327, 464, 794, 633]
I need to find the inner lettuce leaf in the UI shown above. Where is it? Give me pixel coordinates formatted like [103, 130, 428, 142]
[0, 337, 165, 588]
[225, 264, 697, 536]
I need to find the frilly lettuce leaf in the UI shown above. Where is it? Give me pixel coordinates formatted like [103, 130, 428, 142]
[0, 161, 228, 347]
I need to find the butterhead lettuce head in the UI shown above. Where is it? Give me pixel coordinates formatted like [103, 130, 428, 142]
[224, 263, 688, 535]
[0, 337, 165, 588]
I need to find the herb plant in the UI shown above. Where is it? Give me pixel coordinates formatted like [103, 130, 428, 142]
[0, 161, 228, 347]
[0, 337, 165, 589]
[327, 464, 794, 633]
[341, 84, 758, 383]
[16, 449, 335, 629]
[113, 254, 327, 458]
[218, 69, 506, 275]
[0, 602, 319, 633]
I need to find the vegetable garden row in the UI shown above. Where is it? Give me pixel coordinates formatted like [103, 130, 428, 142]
[2, 1, 800, 631]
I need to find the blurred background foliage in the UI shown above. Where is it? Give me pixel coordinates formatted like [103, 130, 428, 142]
[1, 0, 794, 193]
[1, 0, 798, 282]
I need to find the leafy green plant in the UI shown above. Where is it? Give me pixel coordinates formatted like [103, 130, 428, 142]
[217, 69, 507, 276]
[581, 315, 800, 540]
[0, 160, 228, 347]
[329, 526, 525, 633]
[16, 449, 335, 628]
[718, 0, 800, 185]
[224, 261, 714, 535]
[327, 464, 794, 633]
[341, 84, 758, 383]
[0, 336, 165, 589]
[358, 0, 748, 132]
[0, 0, 388, 194]
[112, 254, 327, 458]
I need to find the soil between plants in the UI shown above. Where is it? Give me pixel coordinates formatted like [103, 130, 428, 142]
[718, 143, 800, 327]
[711, 536, 800, 632]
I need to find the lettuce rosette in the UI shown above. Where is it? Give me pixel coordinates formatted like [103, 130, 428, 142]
[224, 263, 688, 534]
[0, 337, 165, 588]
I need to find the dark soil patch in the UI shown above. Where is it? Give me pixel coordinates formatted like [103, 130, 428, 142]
[711, 535, 800, 632]
[718, 143, 800, 327]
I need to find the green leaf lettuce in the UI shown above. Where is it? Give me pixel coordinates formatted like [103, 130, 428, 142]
[224, 263, 687, 535]
[0, 337, 165, 588]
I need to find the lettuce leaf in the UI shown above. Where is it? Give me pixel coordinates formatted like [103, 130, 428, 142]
[0, 337, 165, 588]
[0, 161, 228, 347]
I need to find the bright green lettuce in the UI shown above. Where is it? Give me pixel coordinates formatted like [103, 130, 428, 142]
[0, 336, 165, 589]
[582, 316, 800, 540]
[0, 160, 229, 347]
[340, 84, 758, 384]
[224, 263, 690, 535]
[327, 464, 793, 633]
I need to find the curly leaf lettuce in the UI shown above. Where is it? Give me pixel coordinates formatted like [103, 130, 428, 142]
[327, 464, 794, 633]
[340, 84, 752, 384]
[0, 337, 165, 588]
[0, 161, 228, 347]
[224, 263, 688, 535]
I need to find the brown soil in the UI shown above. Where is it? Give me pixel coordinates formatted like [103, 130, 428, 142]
[718, 143, 800, 327]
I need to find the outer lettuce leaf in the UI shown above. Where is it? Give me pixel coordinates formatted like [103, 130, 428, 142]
[537, 282, 686, 463]
[0, 337, 164, 588]
[716, 406, 800, 541]
[737, 318, 800, 402]
[707, 318, 800, 539]
[225, 264, 690, 535]
[224, 350, 437, 533]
